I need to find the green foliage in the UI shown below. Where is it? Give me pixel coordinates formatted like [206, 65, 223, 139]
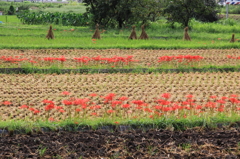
[164, 0, 220, 27]
[83, 0, 163, 28]
[17, 11, 91, 26]
[8, 5, 15, 15]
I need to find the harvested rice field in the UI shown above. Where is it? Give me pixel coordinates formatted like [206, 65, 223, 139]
[0, 72, 239, 121]
[0, 49, 240, 158]
[0, 49, 240, 68]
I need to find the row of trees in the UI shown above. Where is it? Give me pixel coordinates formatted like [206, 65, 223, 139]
[83, 0, 220, 28]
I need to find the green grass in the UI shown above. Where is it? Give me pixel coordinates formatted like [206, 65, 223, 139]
[1, 16, 240, 49]
[0, 113, 239, 133]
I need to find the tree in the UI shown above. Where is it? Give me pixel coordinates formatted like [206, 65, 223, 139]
[83, 0, 164, 28]
[163, 0, 220, 27]
[8, 5, 15, 15]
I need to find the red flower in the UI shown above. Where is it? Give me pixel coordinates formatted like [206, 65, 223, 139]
[195, 105, 202, 110]
[216, 100, 225, 104]
[118, 96, 128, 101]
[114, 121, 119, 124]
[107, 109, 115, 113]
[186, 94, 194, 99]
[122, 104, 130, 108]
[2, 101, 11, 105]
[131, 100, 144, 106]
[59, 109, 65, 113]
[91, 112, 98, 116]
[62, 100, 72, 106]
[19, 105, 29, 109]
[210, 95, 217, 99]
[61, 91, 70, 95]
[229, 98, 238, 104]
[48, 117, 54, 122]
[29, 107, 35, 112]
[103, 93, 116, 103]
[230, 94, 238, 98]
[33, 109, 40, 114]
[75, 108, 81, 112]
[45, 104, 55, 111]
[161, 93, 171, 99]
[89, 93, 97, 97]
[42, 99, 54, 104]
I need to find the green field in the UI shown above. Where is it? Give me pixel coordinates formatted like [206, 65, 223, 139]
[0, 15, 240, 49]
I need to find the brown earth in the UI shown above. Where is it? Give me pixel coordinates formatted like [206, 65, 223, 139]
[0, 128, 240, 158]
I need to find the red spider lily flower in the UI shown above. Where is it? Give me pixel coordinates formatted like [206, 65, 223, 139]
[216, 100, 225, 104]
[182, 101, 189, 105]
[61, 91, 70, 95]
[159, 100, 171, 106]
[119, 96, 128, 101]
[92, 39, 97, 41]
[103, 93, 116, 103]
[45, 104, 55, 111]
[75, 108, 81, 112]
[162, 107, 173, 112]
[107, 109, 115, 114]
[122, 104, 130, 108]
[55, 106, 63, 110]
[217, 108, 224, 112]
[131, 100, 145, 106]
[42, 99, 54, 104]
[161, 93, 171, 99]
[195, 105, 202, 110]
[111, 100, 122, 108]
[149, 115, 154, 119]
[136, 106, 143, 110]
[186, 94, 194, 99]
[237, 107, 240, 111]
[91, 112, 98, 116]
[48, 117, 55, 122]
[59, 109, 65, 113]
[154, 105, 162, 110]
[19, 105, 29, 109]
[205, 102, 217, 108]
[2, 101, 11, 105]
[144, 108, 153, 113]
[33, 109, 40, 114]
[229, 98, 239, 104]
[57, 56, 66, 62]
[219, 105, 225, 108]
[114, 121, 119, 124]
[230, 94, 238, 98]
[221, 96, 228, 100]
[73, 98, 89, 106]
[94, 105, 101, 109]
[210, 95, 217, 99]
[29, 107, 36, 112]
[89, 93, 97, 97]
[62, 100, 72, 106]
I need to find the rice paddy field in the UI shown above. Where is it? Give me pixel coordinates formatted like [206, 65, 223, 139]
[0, 14, 240, 158]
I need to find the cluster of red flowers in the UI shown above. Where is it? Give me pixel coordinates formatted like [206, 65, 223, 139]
[2, 92, 239, 122]
[227, 55, 240, 59]
[0, 55, 138, 66]
[158, 55, 204, 63]
[73, 55, 138, 65]
[0, 56, 27, 64]
[42, 56, 66, 62]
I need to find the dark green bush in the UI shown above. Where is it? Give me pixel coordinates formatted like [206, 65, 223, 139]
[17, 11, 91, 26]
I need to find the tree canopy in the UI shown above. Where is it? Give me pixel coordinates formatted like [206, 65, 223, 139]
[83, 0, 163, 28]
[163, 0, 220, 27]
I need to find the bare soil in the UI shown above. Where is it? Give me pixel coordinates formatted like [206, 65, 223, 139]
[0, 128, 239, 158]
